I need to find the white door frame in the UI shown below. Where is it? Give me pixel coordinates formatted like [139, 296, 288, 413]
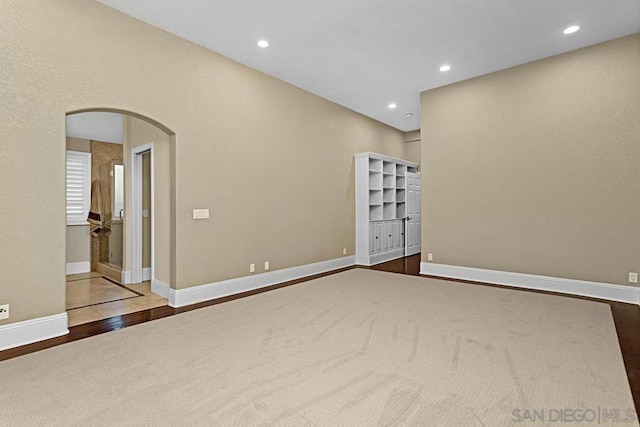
[130, 142, 154, 284]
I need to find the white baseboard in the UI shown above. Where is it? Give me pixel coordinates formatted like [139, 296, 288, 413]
[0, 313, 69, 352]
[122, 269, 151, 283]
[168, 256, 355, 308]
[151, 278, 170, 299]
[356, 249, 405, 267]
[66, 261, 90, 275]
[121, 270, 131, 284]
[421, 262, 640, 305]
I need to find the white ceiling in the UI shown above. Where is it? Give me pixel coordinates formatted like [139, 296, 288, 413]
[66, 112, 124, 144]
[96, 0, 640, 132]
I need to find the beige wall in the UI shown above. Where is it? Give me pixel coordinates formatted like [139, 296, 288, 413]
[420, 34, 640, 286]
[65, 138, 91, 265]
[66, 226, 90, 264]
[66, 137, 91, 153]
[404, 130, 421, 165]
[123, 116, 172, 284]
[0, 0, 405, 325]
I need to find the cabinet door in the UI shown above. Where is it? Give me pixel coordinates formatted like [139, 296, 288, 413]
[390, 221, 396, 249]
[369, 223, 376, 254]
[375, 222, 383, 252]
[394, 221, 402, 249]
[381, 222, 388, 252]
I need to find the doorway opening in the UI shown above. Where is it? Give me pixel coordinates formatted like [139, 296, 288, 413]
[64, 109, 173, 326]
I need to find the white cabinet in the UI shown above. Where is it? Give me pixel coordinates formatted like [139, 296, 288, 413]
[367, 219, 403, 256]
[355, 152, 419, 265]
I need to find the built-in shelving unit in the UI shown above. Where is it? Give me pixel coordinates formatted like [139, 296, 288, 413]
[355, 152, 419, 266]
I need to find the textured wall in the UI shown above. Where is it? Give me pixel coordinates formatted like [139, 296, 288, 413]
[404, 131, 421, 165]
[0, 0, 405, 324]
[421, 34, 640, 285]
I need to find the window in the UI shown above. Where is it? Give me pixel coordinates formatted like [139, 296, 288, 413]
[66, 151, 91, 225]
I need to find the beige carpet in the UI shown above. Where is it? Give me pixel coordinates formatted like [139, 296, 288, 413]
[1, 269, 636, 426]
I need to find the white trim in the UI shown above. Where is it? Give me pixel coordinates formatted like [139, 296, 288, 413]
[121, 270, 132, 284]
[151, 278, 170, 298]
[131, 148, 143, 283]
[150, 147, 155, 284]
[66, 261, 90, 275]
[420, 262, 640, 305]
[67, 220, 90, 226]
[142, 267, 152, 281]
[353, 151, 418, 168]
[356, 248, 405, 267]
[130, 143, 154, 284]
[168, 256, 355, 308]
[0, 313, 69, 351]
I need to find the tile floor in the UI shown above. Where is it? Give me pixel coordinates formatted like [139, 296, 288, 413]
[66, 272, 168, 327]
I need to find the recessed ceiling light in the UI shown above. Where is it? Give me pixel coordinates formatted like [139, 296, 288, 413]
[563, 25, 580, 35]
[257, 40, 269, 48]
[440, 64, 451, 72]
[388, 103, 397, 109]
[404, 113, 414, 117]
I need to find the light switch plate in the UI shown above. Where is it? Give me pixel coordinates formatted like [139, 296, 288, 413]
[193, 209, 210, 219]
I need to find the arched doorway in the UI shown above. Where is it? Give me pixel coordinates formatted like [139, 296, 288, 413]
[64, 108, 175, 326]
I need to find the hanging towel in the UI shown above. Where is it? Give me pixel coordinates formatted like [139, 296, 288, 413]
[88, 179, 111, 237]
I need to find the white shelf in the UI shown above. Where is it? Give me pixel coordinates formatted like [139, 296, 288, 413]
[369, 190, 382, 205]
[369, 158, 382, 172]
[355, 152, 420, 265]
[383, 188, 394, 203]
[369, 171, 382, 190]
[370, 205, 383, 221]
[383, 202, 395, 219]
[383, 161, 395, 174]
[383, 174, 395, 188]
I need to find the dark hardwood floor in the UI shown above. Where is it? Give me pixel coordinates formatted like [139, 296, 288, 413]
[1, 254, 638, 413]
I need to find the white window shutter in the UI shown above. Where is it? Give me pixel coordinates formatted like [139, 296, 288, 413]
[66, 151, 91, 225]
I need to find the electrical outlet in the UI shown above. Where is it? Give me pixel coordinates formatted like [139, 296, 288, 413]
[0, 304, 9, 320]
[264, 261, 270, 271]
[629, 272, 638, 283]
[427, 253, 433, 261]
[343, 248, 347, 255]
[250, 264, 255, 273]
